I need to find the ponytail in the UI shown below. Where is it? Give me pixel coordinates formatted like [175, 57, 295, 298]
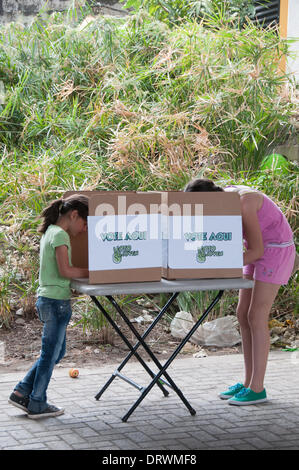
[38, 195, 89, 234]
[38, 199, 63, 234]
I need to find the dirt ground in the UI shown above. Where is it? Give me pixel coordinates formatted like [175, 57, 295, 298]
[0, 299, 241, 374]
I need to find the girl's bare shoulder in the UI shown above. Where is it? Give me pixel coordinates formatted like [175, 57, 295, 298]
[240, 191, 263, 211]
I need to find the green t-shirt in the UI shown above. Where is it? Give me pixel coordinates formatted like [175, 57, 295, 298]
[37, 224, 72, 300]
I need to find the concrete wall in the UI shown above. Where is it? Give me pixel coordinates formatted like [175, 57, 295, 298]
[0, 1, 126, 24]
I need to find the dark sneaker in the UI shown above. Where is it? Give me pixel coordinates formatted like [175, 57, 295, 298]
[27, 404, 65, 420]
[8, 392, 29, 412]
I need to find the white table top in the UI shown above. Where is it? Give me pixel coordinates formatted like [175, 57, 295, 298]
[71, 277, 253, 296]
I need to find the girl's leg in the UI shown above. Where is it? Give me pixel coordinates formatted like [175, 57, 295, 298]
[55, 332, 67, 364]
[236, 277, 253, 388]
[26, 298, 71, 413]
[14, 362, 39, 397]
[247, 280, 280, 392]
[15, 311, 69, 401]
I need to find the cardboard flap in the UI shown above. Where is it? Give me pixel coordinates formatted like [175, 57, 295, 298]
[165, 191, 241, 215]
[89, 192, 163, 216]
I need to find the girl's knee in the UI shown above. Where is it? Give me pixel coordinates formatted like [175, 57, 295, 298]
[247, 308, 269, 329]
[236, 288, 252, 327]
[236, 304, 250, 327]
[41, 335, 65, 365]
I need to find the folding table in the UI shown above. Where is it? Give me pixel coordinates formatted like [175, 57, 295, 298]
[71, 277, 253, 422]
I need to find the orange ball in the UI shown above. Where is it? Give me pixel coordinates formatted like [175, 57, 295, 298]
[69, 368, 79, 378]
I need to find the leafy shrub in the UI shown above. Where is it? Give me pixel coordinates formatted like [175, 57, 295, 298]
[121, 0, 257, 27]
[0, 6, 297, 326]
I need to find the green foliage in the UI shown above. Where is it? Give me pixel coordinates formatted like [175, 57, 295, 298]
[0, 6, 297, 328]
[121, 0, 257, 27]
[0, 10, 294, 189]
[177, 289, 239, 319]
[212, 166, 298, 238]
[72, 297, 117, 341]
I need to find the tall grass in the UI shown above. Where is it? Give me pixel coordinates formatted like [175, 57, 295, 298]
[0, 7, 297, 327]
[1, 10, 295, 178]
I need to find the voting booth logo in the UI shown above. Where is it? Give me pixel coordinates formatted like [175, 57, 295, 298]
[97, 230, 147, 264]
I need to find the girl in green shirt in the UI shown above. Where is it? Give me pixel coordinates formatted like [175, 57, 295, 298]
[9, 194, 89, 419]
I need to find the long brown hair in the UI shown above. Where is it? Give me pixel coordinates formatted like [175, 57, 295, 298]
[38, 194, 89, 234]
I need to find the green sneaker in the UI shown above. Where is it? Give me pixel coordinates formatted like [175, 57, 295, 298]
[219, 382, 244, 400]
[228, 387, 267, 406]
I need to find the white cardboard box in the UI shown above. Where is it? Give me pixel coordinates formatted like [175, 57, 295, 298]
[161, 191, 243, 279]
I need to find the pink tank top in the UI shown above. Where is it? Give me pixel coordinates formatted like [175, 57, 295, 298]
[225, 186, 293, 246]
[257, 194, 293, 245]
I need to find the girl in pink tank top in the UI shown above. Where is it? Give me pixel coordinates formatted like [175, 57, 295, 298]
[225, 185, 294, 284]
[184, 179, 296, 406]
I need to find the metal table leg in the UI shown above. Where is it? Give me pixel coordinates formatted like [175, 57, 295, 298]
[94, 292, 179, 400]
[91, 289, 224, 422]
[106, 294, 197, 418]
[90, 295, 170, 398]
[121, 290, 224, 422]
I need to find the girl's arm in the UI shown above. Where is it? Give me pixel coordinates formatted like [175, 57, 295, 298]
[55, 245, 89, 279]
[240, 195, 264, 266]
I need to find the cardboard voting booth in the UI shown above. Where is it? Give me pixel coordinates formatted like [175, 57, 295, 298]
[63, 191, 135, 272]
[161, 191, 243, 280]
[64, 190, 243, 284]
[64, 191, 163, 284]
[88, 192, 163, 284]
